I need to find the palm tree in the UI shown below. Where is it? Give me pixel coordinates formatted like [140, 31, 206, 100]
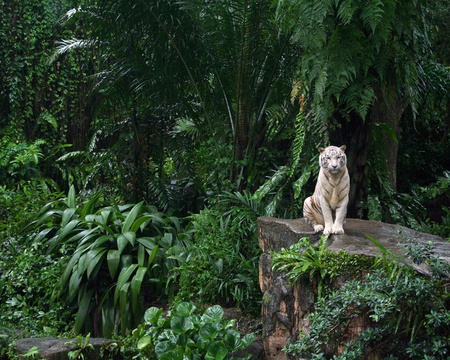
[56, 0, 299, 195]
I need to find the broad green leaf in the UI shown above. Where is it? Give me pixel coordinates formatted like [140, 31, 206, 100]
[144, 307, 162, 324]
[57, 219, 80, 241]
[293, 165, 313, 199]
[61, 208, 77, 227]
[147, 245, 159, 266]
[199, 322, 219, 342]
[119, 282, 131, 335]
[241, 333, 257, 347]
[157, 346, 184, 360]
[91, 234, 113, 247]
[74, 288, 94, 333]
[202, 305, 224, 323]
[66, 185, 76, 208]
[123, 231, 136, 247]
[224, 333, 243, 351]
[107, 250, 120, 278]
[137, 237, 157, 250]
[130, 266, 148, 315]
[205, 341, 228, 360]
[137, 335, 152, 351]
[84, 220, 114, 235]
[86, 248, 107, 278]
[114, 264, 138, 304]
[176, 302, 196, 317]
[122, 202, 144, 233]
[58, 247, 87, 289]
[34, 227, 54, 243]
[121, 254, 133, 268]
[130, 214, 153, 233]
[100, 209, 112, 225]
[137, 244, 145, 266]
[101, 296, 115, 338]
[117, 234, 128, 254]
[68, 269, 83, 300]
[77, 253, 88, 275]
[170, 315, 194, 334]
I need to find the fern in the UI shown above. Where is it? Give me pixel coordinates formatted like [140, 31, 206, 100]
[360, 0, 385, 33]
[289, 110, 307, 178]
[335, 0, 357, 25]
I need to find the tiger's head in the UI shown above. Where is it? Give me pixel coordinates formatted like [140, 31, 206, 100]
[319, 145, 347, 174]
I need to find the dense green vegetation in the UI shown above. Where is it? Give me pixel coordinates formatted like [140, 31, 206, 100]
[273, 236, 450, 359]
[1, 0, 449, 358]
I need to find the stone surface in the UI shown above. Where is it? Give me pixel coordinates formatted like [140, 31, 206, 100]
[14, 337, 118, 360]
[258, 217, 450, 360]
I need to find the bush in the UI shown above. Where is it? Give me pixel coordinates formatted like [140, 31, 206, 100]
[281, 237, 450, 359]
[173, 195, 262, 314]
[24, 186, 187, 337]
[131, 302, 256, 360]
[0, 234, 72, 359]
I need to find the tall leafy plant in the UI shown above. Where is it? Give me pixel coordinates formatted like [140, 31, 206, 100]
[276, 0, 443, 215]
[53, 0, 299, 196]
[28, 186, 186, 337]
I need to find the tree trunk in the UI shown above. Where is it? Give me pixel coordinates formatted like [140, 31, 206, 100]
[330, 113, 372, 218]
[372, 84, 409, 192]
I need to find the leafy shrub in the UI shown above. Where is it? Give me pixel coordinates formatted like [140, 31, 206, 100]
[173, 192, 262, 314]
[0, 234, 72, 358]
[282, 237, 450, 359]
[131, 302, 256, 360]
[26, 186, 187, 337]
[271, 235, 375, 298]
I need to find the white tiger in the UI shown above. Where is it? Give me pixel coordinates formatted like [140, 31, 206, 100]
[303, 145, 350, 235]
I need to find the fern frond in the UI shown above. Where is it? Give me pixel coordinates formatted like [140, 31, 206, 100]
[289, 111, 307, 178]
[48, 38, 98, 64]
[336, 0, 357, 25]
[360, 0, 385, 34]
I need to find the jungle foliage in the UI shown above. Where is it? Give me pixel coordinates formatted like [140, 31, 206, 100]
[0, 0, 450, 356]
[274, 236, 450, 359]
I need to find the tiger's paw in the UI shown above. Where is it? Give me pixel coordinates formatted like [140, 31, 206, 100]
[313, 224, 324, 233]
[323, 226, 332, 235]
[332, 225, 345, 235]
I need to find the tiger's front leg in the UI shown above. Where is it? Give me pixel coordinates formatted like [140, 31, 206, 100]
[332, 198, 348, 235]
[320, 199, 334, 236]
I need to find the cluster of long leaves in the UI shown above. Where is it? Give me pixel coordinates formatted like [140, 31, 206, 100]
[283, 236, 450, 359]
[131, 302, 256, 360]
[26, 186, 187, 337]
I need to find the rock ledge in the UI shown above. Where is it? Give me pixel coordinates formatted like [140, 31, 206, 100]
[258, 217, 450, 360]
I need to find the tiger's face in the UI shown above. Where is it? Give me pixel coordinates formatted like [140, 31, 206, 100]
[319, 145, 347, 174]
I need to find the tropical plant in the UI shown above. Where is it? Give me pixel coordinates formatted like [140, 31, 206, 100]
[0, 232, 72, 338]
[272, 235, 375, 298]
[67, 334, 94, 360]
[132, 302, 256, 360]
[27, 186, 187, 337]
[282, 237, 450, 359]
[275, 0, 449, 217]
[52, 0, 300, 197]
[172, 190, 268, 313]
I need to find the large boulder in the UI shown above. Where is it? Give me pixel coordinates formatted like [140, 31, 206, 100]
[258, 217, 450, 360]
[14, 337, 118, 360]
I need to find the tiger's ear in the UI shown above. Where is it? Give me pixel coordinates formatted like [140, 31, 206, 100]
[340, 145, 346, 152]
[318, 147, 325, 153]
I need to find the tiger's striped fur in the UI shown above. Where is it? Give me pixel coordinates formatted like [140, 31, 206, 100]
[303, 145, 350, 235]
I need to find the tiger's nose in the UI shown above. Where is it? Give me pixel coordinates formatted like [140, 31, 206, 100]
[332, 164, 338, 169]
